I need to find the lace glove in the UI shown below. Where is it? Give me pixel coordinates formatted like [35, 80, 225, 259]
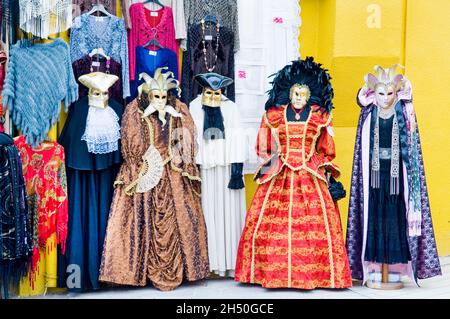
[228, 163, 245, 190]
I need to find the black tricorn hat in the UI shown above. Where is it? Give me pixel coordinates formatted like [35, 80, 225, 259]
[194, 72, 234, 90]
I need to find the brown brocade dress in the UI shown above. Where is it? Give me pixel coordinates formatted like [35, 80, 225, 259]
[99, 97, 210, 291]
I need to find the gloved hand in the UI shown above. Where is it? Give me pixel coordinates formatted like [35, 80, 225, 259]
[328, 176, 346, 201]
[228, 163, 245, 190]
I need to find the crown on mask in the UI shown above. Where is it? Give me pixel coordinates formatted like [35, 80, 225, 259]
[365, 64, 405, 91]
[138, 67, 180, 97]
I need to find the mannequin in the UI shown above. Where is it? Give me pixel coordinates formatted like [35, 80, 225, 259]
[79, 72, 121, 154]
[346, 65, 441, 290]
[190, 73, 247, 277]
[234, 57, 352, 289]
[99, 67, 209, 291]
[57, 71, 124, 292]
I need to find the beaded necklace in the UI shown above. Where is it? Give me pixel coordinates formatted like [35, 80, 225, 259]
[200, 19, 220, 72]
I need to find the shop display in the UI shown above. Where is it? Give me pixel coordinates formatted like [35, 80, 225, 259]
[57, 72, 123, 292]
[234, 58, 352, 289]
[99, 68, 209, 291]
[0, 0, 444, 299]
[346, 65, 442, 288]
[190, 73, 247, 277]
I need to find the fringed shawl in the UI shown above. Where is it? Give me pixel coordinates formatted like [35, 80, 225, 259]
[18, 0, 73, 39]
[1, 39, 78, 147]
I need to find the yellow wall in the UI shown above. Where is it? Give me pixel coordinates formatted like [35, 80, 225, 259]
[245, 0, 450, 256]
[403, 0, 450, 256]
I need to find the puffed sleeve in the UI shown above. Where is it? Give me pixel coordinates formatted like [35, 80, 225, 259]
[316, 120, 340, 178]
[256, 112, 277, 161]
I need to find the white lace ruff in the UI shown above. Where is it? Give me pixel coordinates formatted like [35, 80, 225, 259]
[136, 145, 164, 193]
[81, 106, 121, 154]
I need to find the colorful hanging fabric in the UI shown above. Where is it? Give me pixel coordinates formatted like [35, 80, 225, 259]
[18, 0, 73, 39]
[14, 135, 68, 277]
[0, 133, 33, 299]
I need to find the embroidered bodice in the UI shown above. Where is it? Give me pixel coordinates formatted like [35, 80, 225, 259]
[255, 105, 339, 184]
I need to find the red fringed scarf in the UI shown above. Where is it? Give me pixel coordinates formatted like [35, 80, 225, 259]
[14, 136, 68, 275]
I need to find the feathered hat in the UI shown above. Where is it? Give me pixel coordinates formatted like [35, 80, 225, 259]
[265, 57, 334, 112]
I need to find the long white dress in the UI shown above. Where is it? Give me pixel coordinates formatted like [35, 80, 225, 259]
[190, 95, 248, 277]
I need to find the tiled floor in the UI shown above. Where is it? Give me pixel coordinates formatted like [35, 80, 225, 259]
[31, 257, 450, 299]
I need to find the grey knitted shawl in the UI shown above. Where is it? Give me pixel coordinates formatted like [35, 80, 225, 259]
[1, 39, 79, 147]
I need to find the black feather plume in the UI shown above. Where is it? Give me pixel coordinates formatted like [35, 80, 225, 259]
[265, 57, 334, 112]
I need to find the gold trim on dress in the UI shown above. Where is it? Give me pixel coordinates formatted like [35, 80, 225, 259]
[288, 170, 294, 288]
[250, 177, 277, 283]
[313, 176, 335, 288]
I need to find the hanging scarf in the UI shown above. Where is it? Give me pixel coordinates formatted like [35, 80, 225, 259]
[202, 105, 225, 140]
[0, 0, 20, 44]
[18, 0, 73, 39]
[371, 106, 400, 195]
[0, 134, 33, 299]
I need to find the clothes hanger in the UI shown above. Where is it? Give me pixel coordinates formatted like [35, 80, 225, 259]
[89, 47, 110, 60]
[203, 14, 218, 25]
[143, 0, 164, 9]
[144, 38, 164, 49]
[86, 3, 113, 17]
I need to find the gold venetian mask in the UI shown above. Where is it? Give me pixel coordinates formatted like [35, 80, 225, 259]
[78, 72, 119, 109]
[88, 89, 109, 108]
[201, 87, 222, 107]
[290, 84, 311, 109]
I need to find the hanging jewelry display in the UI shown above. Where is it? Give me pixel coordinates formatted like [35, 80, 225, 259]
[201, 18, 220, 72]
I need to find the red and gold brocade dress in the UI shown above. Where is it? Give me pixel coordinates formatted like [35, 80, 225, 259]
[235, 105, 352, 289]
